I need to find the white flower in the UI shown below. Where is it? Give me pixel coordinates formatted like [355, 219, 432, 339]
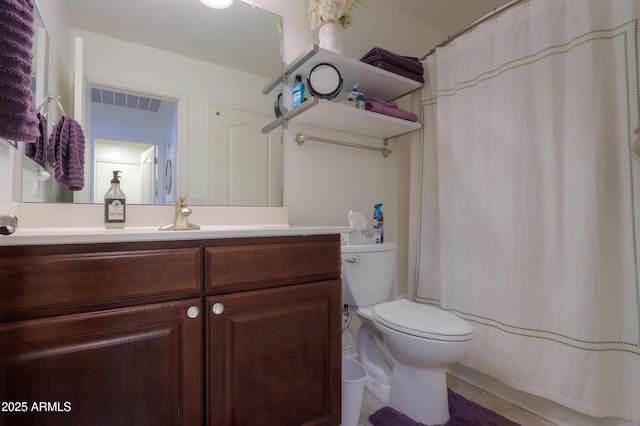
[306, 0, 364, 30]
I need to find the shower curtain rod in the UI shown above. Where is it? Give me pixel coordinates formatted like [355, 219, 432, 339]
[420, 0, 527, 60]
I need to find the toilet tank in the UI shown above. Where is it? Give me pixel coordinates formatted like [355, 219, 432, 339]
[341, 243, 396, 307]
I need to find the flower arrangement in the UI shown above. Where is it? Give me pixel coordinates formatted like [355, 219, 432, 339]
[306, 0, 365, 30]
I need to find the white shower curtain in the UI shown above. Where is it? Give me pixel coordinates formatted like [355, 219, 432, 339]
[418, 0, 640, 422]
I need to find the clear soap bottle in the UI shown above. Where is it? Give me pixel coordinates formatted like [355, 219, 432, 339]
[104, 170, 126, 229]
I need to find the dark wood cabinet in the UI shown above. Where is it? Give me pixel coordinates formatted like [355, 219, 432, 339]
[207, 280, 341, 426]
[0, 234, 341, 426]
[0, 299, 202, 426]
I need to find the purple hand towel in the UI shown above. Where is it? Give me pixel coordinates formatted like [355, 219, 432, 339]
[25, 112, 47, 166]
[0, 0, 39, 143]
[360, 47, 424, 76]
[365, 99, 418, 122]
[48, 116, 85, 190]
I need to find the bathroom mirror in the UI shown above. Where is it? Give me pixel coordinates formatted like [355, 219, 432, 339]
[23, 0, 283, 206]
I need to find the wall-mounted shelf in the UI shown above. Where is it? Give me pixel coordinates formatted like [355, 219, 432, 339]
[263, 44, 423, 101]
[262, 45, 423, 140]
[267, 97, 420, 139]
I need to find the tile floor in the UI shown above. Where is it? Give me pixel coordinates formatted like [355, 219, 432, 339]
[356, 374, 557, 426]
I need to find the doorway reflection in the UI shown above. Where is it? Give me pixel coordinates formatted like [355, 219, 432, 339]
[88, 85, 178, 204]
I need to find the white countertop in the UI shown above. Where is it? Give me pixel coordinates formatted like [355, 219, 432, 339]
[0, 225, 350, 246]
[0, 202, 349, 246]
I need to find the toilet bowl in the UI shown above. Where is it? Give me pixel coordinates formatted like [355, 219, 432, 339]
[341, 243, 473, 425]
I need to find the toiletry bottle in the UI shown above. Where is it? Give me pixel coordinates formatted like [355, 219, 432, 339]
[104, 171, 126, 229]
[292, 75, 305, 108]
[373, 203, 384, 243]
[347, 84, 360, 106]
[356, 90, 366, 110]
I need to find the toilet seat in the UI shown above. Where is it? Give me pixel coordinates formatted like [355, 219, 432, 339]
[373, 299, 473, 342]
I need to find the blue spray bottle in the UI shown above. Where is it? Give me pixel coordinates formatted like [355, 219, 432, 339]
[373, 203, 383, 243]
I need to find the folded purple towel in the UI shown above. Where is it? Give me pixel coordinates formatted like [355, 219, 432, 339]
[366, 100, 418, 122]
[366, 97, 398, 109]
[0, 0, 39, 142]
[48, 116, 85, 190]
[360, 47, 424, 76]
[369, 60, 425, 83]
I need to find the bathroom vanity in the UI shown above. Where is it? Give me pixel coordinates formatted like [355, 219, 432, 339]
[0, 231, 342, 425]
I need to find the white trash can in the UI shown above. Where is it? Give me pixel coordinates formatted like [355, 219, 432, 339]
[341, 357, 367, 426]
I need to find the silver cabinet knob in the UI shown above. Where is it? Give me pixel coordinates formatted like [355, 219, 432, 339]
[186, 305, 200, 319]
[212, 303, 225, 315]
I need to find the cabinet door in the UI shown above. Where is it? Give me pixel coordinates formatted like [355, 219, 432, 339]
[0, 299, 202, 426]
[207, 280, 341, 426]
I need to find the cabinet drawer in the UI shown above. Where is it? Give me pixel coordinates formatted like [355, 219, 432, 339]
[205, 240, 340, 292]
[0, 248, 201, 321]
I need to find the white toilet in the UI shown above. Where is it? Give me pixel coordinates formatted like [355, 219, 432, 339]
[341, 243, 473, 425]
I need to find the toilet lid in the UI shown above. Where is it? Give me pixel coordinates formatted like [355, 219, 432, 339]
[373, 299, 473, 342]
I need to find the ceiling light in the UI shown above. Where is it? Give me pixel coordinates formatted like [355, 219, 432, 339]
[200, 0, 233, 9]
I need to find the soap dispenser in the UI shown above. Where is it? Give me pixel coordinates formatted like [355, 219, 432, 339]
[104, 170, 126, 229]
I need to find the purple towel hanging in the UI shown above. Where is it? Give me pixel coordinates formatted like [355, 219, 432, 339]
[0, 0, 40, 142]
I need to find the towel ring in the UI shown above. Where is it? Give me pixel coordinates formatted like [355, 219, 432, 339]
[36, 94, 67, 117]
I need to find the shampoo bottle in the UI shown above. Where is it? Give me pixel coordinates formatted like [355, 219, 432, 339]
[347, 84, 360, 104]
[373, 203, 384, 243]
[292, 75, 305, 108]
[104, 171, 126, 229]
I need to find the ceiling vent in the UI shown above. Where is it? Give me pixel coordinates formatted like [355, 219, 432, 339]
[90, 87, 162, 113]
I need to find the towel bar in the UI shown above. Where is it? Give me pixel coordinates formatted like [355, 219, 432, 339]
[294, 134, 392, 158]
